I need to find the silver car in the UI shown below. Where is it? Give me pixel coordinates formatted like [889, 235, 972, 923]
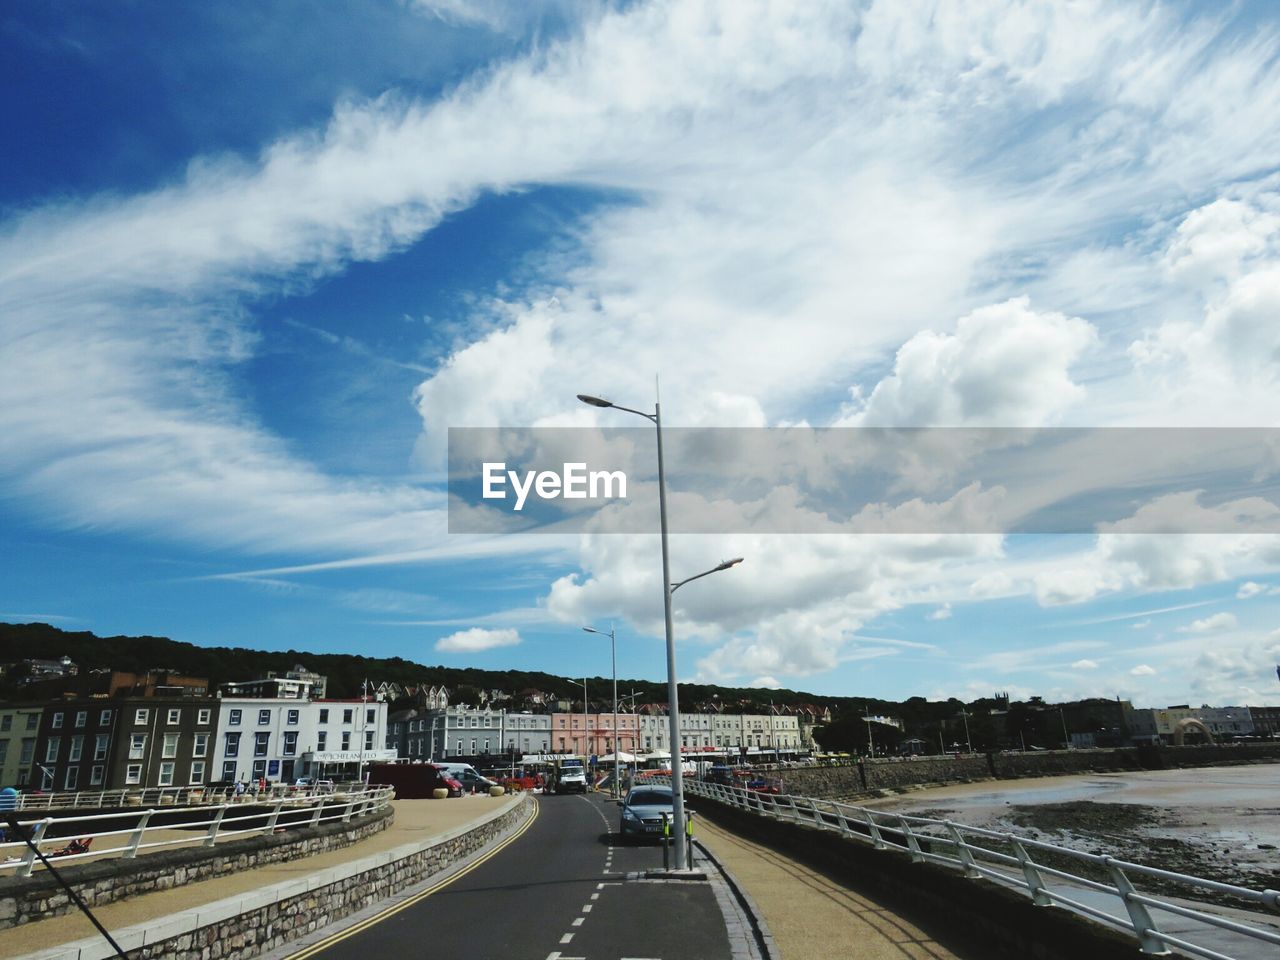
[619, 785, 674, 841]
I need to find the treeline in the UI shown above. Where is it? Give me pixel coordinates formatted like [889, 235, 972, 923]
[0, 622, 845, 712]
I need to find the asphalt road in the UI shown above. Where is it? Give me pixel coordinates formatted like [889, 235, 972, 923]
[286, 791, 733, 960]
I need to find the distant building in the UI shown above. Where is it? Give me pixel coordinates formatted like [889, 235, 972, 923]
[27, 697, 220, 791]
[211, 697, 390, 784]
[0, 705, 43, 788]
[266, 664, 328, 699]
[16, 656, 77, 682]
[221, 676, 314, 700]
[1247, 704, 1280, 738]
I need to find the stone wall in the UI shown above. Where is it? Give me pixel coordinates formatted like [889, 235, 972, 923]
[45, 793, 533, 960]
[0, 805, 393, 929]
[772, 742, 1280, 800]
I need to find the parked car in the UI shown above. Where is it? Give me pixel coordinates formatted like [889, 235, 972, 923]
[619, 785, 675, 841]
[434, 763, 498, 794]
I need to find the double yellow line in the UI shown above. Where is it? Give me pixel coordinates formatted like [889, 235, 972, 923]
[288, 800, 540, 958]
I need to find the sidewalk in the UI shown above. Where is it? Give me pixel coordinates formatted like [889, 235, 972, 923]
[697, 817, 967, 960]
[0, 793, 520, 959]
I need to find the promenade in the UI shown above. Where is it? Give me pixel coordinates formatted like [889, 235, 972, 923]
[2, 790, 974, 960]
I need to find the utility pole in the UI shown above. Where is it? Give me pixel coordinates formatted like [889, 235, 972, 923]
[960, 706, 973, 754]
[863, 703, 873, 758]
[1059, 708, 1071, 749]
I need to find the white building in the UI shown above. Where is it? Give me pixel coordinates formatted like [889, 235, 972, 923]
[211, 697, 391, 784]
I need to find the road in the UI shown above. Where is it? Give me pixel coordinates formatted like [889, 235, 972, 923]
[281, 791, 735, 960]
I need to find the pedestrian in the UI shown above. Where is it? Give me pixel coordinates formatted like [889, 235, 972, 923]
[234, 779, 246, 798]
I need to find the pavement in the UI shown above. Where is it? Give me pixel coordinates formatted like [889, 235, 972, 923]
[2, 790, 976, 960]
[696, 815, 967, 960]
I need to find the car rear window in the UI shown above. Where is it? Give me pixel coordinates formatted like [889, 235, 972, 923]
[628, 790, 671, 806]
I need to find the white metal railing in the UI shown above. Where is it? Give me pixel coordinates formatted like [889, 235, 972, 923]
[0, 785, 394, 877]
[8, 781, 357, 811]
[685, 778, 1280, 960]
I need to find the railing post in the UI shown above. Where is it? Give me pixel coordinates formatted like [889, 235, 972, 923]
[864, 810, 887, 850]
[945, 822, 980, 879]
[1009, 837, 1051, 906]
[898, 816, 924, 862]
[263, 800, 284, 835]
[341, 799, 356, 823]
[16, 818, 52, 877]
[205, 805, 227, 846]
[310, 797, 324, 827]
[124, 810, 155, 859]
[833, 803, 852, 837]
[1106, 860, 1170, 955]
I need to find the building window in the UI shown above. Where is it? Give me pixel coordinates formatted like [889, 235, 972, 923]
[254, 732, 269, 757]
[134, 709, 149, 725]
[229, 709, 242, 725]
[65, 767, 79, 790]
[193, 733, 208, 758]
[158, 762, 175, 786]
[198, 708, 211, 725]
[367, 708, 375, 724]
[45, 737, 61, 763]
[51, 712, 64, 729]
[283, 732, 297, 756]
[20, 739, 35, 765]
[75, 711, 87, 728]
[162, 733, 179, 759]
[26, 713, 39, 730]
[41, 768, 54, 790]
[90, 766, 103, 786]
[341, 732, 351, 751]
[166, 709, 179, 725]
[287, 709, 299, 726]
[99, 709, 112, 726]
[190, 761, 206, 785]
[0, 715, 9, 732]
[125, 764, 142, 785]
[130, 734, 149, 760]
[343, 709, 353, 724]
[224, 732, 241, 757]
[69, 736, 83, 762]
[258, 709, 271, 726]
[458, 740, 464, 754]
[222, 760, 237, 781]
[365, 730, 375, 750]
[317, 731, 327, 750]
[252, 760, 266, 779]
[319, 708, 329, 723]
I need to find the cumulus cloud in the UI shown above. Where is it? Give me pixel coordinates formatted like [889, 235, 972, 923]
[1071, 659, 1099, 670]
[1178, 612, 1238, 633]
[839, 298, 1096, 428]
[435, 627, 522, 652]
[1130, 664, 1156, 676]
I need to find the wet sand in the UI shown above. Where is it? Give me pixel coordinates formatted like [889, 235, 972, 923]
[867, 765, 1280, 887]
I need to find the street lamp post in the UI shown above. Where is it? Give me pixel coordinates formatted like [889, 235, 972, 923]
[583, 623, 620, 798]
[577, 390, 743, 870]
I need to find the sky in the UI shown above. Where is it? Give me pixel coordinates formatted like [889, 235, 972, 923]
[3, 0, 1280, 708]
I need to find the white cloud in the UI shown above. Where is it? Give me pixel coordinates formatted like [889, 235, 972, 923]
[748, 676, 782, 690]
[435, 627, 522, 652]
[1178, 612, 1238, 634]
[1071, 659, 1099, 670]
[927, 603, 953, 621]
[1235, 581, 1280, 599]
[839, 298, 1096, 428]
[1131, 619, 1151, 630]
[1130, 664, 1156, 676]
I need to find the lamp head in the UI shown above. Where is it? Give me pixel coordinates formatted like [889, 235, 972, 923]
[577, 394, 614, 408]
[715, 557, 745, 571]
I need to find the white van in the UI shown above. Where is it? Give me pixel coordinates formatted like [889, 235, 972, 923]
[435, 763, 498, 793]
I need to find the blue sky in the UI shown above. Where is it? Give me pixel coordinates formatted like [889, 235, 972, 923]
[3, 1, 1280, 706]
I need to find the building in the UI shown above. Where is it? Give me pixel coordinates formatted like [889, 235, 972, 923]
[267, 664, 328, 699]
[211, 697, 390, 784]
[1126, 705, 1255, 743]
[221, 677, 315, 700]
[26, 698, 220, 791]
[0, 704, 43, 788]
[1247, 704, 1280, 738]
